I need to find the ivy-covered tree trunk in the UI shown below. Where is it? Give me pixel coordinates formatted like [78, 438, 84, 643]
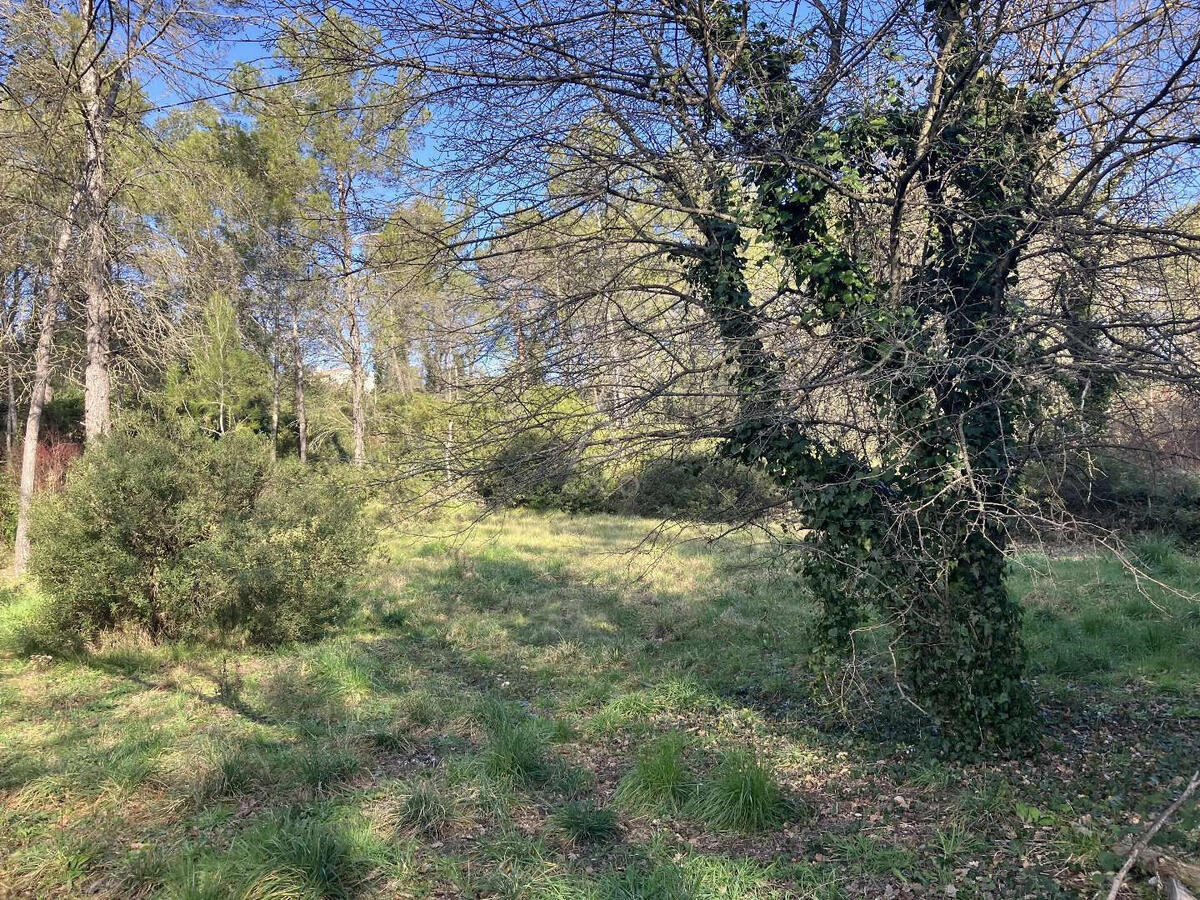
[680, 0, 1059, 753]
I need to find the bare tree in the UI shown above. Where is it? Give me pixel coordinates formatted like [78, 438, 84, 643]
[306, 0, 1200, 748]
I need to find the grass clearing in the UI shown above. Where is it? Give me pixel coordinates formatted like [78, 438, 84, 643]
[1, 507, 1198, 896]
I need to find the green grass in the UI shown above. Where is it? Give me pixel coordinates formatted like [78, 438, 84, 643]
[615, 733, 696, 813]
[481, 716, 554, 786]
[689, 749, 791, 833]
[1, 507, 1198, 897]
[551, 800, 619, 845]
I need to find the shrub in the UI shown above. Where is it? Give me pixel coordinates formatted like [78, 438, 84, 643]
[1033, 453, 1200, 544]
[475, 430, 610, 513]
[625, 453, 782, 522]
[0, 474, 16, 546]
[29, 424, 371, 646]
[221, 464, 373, 644]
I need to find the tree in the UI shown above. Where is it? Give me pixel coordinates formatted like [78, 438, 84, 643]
[271, 12, 413, 465]
[336, 0, 1200, 751]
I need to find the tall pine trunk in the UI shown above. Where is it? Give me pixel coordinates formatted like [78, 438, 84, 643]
[269, 349, 279, 462]
[79, 3, 119, 444]
[335, 172, 367, 465]
[292, 311, 307, 463]
[14, 187, 84, 574]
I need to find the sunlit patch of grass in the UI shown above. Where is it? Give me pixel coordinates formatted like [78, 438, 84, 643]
[482, 718, 553, 786]
[2, 508, 1199, 898]
[1011, 550, 1200, 690]
[599, 860, 690, 899]
[678, 852, 784, 899]
[689, 750, 792, 833]
[590, 676, 714, 732]
[236, 809, 382, 900]
[309, 639, 381, 702]
[826, 832, 918, 877]
[166, 857, 237, 900]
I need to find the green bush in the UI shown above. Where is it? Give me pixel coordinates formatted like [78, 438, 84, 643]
[476, 430, 610, 512]
[29, 425, 371, 645]
[1036, 453, 1200, 544]
[0, 474, 17, 546]
[625, 453, 782, 522]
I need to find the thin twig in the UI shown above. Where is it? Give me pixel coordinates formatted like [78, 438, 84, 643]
[1105, 770, 1200, 900]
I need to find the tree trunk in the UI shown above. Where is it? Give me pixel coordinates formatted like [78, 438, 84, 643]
[269, 349, 279, 462]
[292, 311, 307, 463]
[4, 268, 20, 459]
[335, 171, 367, 465]
[348, 315, 366, 465]
[14, 187, 84, 574]
[6, 361, 15, 459]
[79, 5, 118, 444]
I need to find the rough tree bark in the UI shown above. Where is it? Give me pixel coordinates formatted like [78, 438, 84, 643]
[291, 310, 307, 463]
[78, 0, 121, 444]
[269, 347, 279, 461]
[335, 171, 367, 465]
[13, 187, 84, 574]
[4, 268, 22, 458]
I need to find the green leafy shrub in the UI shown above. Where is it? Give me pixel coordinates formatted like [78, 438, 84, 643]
[0, 474, 17, 546]
[29, 424, 370, 646]
[469, 388, 614, 513]
[475, 430, 610, 512]
[625, 453, 782, 522]
[1034, 454, 1200, 544]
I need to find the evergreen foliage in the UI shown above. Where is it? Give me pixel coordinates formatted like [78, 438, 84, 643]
[29, 424, 370, 645]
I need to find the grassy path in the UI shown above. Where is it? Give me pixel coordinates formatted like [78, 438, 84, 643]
[1, 510, 1198, 898]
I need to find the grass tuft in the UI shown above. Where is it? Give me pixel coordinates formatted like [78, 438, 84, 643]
[1130, 532, 1182, 574]
[392, 778, 460, 836]
[296, 745, 361, 791]
[615, 734, 695, 813]
[690, 750, 789, 833]
[482, 719, 552, 785]
[248, 812, 364, 900]
[551, 801, 619, 845]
